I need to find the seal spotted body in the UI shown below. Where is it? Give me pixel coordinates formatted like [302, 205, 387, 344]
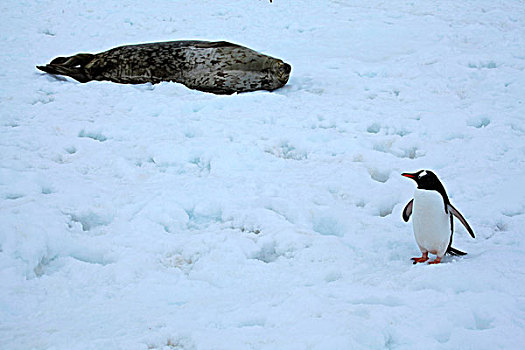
[37, 40, 291, 94]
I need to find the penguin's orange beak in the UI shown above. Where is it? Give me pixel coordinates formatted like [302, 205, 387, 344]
[402, 172, 416, 178]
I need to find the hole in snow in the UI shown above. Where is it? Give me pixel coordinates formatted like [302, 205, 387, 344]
[378, 204, 394, 217]
[78, 130, 107, 142]
[502, 209, 523, 218]
[473, 313, 495, 330]
[33, 255, 59, 278]
[384, 333, 397, 349]
[468, 61, 498, 69]
[40, 28, 56, 36]
[5, 193, 24, 200]
[373, 140, 393, 153]
[251, 242, 280, 263]
[367, 123, 381, 134]
[238, 226, 261, 235]
[160, 253, 196, 273]
[41, 186, 55, 195]
[238, 317, 266, 328]
[188, 156, 211, 173]
[184, 207, 223, 228]
[65, 146, 77, 154]
[402, 146, 420, 159]
[368, 168, 390, 183]
[355, 199, 366, 208]
[265, 141, 307, 161]
[313, 217, 344, 237]
[148, 336, 195, 350]
[494, 221, 507, 232]
[467, 117, 491, 129]
[66, 212, 113, 232]
[434, 331, 451, 344]
[324, 271, 342, 283]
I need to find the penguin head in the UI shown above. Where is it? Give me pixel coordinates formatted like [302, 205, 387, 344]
[402, 170, 442, 191]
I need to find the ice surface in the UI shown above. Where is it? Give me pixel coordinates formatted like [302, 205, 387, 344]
[1, 0, 525, 349]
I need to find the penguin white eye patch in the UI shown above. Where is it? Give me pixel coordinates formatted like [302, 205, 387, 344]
[418, 170, 428, 178]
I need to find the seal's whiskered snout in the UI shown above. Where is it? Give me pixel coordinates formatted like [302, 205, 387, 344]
[283, 62, 292, 75]
[271, 61, 291, 83]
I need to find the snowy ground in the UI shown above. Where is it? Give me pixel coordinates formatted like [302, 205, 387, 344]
[1, 1, 525, 349]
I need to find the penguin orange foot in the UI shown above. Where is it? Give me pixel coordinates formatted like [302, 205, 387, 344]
[411, 253, 429, 264]
[428, 257, 442, 264]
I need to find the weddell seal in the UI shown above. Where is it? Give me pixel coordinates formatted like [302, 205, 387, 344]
[37, 40, 291, 94]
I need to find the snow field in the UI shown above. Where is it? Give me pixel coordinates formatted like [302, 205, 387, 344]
[1, 0, 525, 349]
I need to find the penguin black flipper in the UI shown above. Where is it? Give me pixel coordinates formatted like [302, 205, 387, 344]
[446, 246, 467, 256]
[447, 204, 475, 238]
[402, 199, 414, 222]
[445, 215, 467, 255]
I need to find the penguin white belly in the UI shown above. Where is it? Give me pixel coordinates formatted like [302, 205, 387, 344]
[412, 189, 450, 257]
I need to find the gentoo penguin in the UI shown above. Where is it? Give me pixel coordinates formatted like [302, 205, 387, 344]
[402, 170, 475, 264]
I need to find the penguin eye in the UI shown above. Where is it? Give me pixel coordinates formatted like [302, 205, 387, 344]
[418, 171, 427, 179]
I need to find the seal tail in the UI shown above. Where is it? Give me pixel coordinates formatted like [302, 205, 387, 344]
[446, 246, 467, 256]
[37, 53, 94, 83]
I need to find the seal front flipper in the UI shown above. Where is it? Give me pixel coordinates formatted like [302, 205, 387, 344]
[447, 204, 475, 238]
[37, 53, 94, 83]
[402, 199, 413, 222]
[183, 69, 286, 95]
